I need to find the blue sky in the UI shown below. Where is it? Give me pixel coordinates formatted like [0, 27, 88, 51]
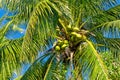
[0, 9, 26, 39]
[0, 9, 28, 79]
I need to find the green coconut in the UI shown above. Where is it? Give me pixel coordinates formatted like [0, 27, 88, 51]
[56, 28, 60, 31]
[61, 44, 68, 49]
[67, 24, 72, 30]
[71, 32, 78, 36]
[58, 40, 62, 43]
[73, 27, 79, 32]
[76, 34, 82, 39]
[55, 46, 61, 51]
[71, 32, 81, 38]
[64, 40, 69, 44]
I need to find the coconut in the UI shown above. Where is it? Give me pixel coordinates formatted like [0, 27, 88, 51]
[56, 28, 60, 31]
[76, 34, 82, 39]
[67, 24, 72, 29]
[58, 40, 62, 43]
[71, 32, 81, 38]
[64, 40, 69, 44]
[71, 32, 78, 36]
[61, 44, 68, 49]
[73, 27, 79, 32]
[55, 46, 60, 51]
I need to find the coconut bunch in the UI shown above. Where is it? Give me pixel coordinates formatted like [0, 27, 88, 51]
[67, 25, 87, 42]
[55, 39, 69, 51]
[53, 24, 88, 63]
[55, 24, 87, 52]
[53, 24, 89, 63]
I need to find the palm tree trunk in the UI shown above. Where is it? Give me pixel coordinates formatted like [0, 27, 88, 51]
[69, 52, 74, 80]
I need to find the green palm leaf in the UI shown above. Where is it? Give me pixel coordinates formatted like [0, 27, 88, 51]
[21, 0, 69, 62]
[74, 40, 109, 80]
[0, 38, 24, 80]
[21, 51, 66, 80]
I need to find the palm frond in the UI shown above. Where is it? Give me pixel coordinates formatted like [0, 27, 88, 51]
[14, 75, 22, 80]
[93, 33, 120, 57]
[104, 39, 120, 58]
[68, 0, 117, 26]
[21, 51, 67, 80]
[21, 0, 68, 62]
[106, 5, 120, 15]
[86, 28, 120, 59]
[0, 20, 14, 40]
[0, 38, 24, 80]
[74, 40, 109, 80]
[89, 5, 120, 32]
[90, 20, 120, 32]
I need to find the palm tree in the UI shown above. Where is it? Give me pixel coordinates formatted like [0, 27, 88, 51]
[0, 0, 120, 80]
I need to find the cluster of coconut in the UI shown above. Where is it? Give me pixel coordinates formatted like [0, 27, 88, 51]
[68, 25, 86, 41]
[55, 24, 87, 51]
[55, 39, 69, 51]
